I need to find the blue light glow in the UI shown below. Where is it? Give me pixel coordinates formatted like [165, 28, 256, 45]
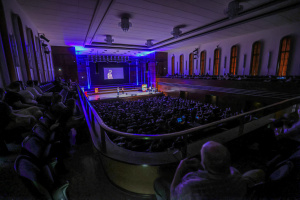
[136, 51, 155, 57]
[136, 66, 139, 85]
[74, 46, 88, 51]
[86, 67, 91, 90]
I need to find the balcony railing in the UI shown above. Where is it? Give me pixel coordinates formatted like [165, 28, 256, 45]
[77, 85, 300, 165]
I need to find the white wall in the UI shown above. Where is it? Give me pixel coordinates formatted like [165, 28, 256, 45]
[167, 22, 300, 76]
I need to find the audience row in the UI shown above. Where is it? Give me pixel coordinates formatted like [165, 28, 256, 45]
[92, 96, 246, 152]
[0, 78, 87, 199]
[166, 74, 300, 83]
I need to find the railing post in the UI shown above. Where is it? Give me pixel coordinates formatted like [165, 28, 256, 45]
[100, 127, 107, 153]
[181, 135, 188, 158]
[238, 117, 245, 135]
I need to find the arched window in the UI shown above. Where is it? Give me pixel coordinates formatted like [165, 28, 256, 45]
[230, 45, 238, 75]
[200, 51, 206, 75]
[189, 52, 193, 75]
[277, 36, 291, 76]
[250, 41, 261, 76]
[213, 48, 220, 75]
[27, 28, 40, 82]
[180, 54, 184, 75]
[171, 55, 175, 75]
[11, 14, 32, 81]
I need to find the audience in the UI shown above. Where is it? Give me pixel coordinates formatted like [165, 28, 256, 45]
[93, 96, 238, 135]
[50, 93, 67, 120]
[1, 77, 298, 200]
[4, 82, 43, 120]
[0, 88, 36, 137]
[17, 81, 38, 105]
[166, 74, 300, 83]
[155, 141, 265, 200]
[33, 80, 53, 96]
[4, 82, 33, 109]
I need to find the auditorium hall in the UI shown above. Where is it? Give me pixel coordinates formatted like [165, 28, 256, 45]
[1, 0, 300, 199]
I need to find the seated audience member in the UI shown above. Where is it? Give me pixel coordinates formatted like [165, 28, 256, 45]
[27, 80, 51, 106]
[50, 93, 66, 120]
[4, 82, 43, 120]
[0, 88, 36, 132]
[15, 81, 38, 105]
[33, 80, 53, 96]
[54, 98, 84, 152]
[4, 82, 31, 109]
[58, 98, 83, 130]
[155, 141, 265, 200]
[26, 80, 42, 99]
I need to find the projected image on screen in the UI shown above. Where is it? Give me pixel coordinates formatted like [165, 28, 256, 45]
[103, 67, 124, 80]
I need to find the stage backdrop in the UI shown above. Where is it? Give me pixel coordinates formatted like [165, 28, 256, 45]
[89, 62, 130, 85]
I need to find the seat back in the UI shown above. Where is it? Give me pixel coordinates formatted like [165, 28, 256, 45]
[39, 116, 54, 129]
[22, 135, 47, 160]
[32, 124, 51, 142]
[14, 155, 53, 200]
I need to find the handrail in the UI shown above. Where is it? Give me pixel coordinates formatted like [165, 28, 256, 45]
[77, 85, 300, 140]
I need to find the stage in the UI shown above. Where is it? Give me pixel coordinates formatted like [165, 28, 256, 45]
[87, 90, 162, 101]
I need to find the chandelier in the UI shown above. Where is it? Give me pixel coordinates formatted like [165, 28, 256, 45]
[104, 35, 114, 45]
[145, 39, 153, 47]
[118, 16, 132, 32]
[225, 0, 243, 19]
[171, 27, 182, 38]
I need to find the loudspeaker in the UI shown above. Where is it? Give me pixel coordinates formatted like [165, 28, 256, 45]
[146, 63, 148, 72]
[95, 62, 99, 74]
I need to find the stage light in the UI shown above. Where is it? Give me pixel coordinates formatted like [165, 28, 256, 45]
[84, 91, 88, 97]
[95, 88, 98, 93]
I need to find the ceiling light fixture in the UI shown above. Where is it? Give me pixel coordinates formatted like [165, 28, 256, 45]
[118, 16, 132, 32]
[145, 39, 153, 47]
[104, 35, 114, 45]
[38, 33, 50, 42]
[171, 27, 182, 38]
[224, 0, 243, 19]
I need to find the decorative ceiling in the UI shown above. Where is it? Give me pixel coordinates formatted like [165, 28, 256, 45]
[17, 0, 300, 56]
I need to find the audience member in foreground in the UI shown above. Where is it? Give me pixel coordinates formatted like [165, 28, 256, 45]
[0, 88, 36, 132]
[33, 80, 53, 96]
[155, 141, 265, 200]
[4, 82, 43, 120]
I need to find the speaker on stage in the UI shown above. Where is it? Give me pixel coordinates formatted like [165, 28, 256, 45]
[95, 62, 99, 74]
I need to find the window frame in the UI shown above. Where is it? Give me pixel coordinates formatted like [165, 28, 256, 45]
[276, 36, 291, 77]
[180, 54, 184, 75]
[171, 55, 175, 75]
[250, 41, 262, 76]
[189, 52, 193, 75]
[230, 45, 238, 75]
[200, 51, 206, 75]
[213, 48, 220, 76]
